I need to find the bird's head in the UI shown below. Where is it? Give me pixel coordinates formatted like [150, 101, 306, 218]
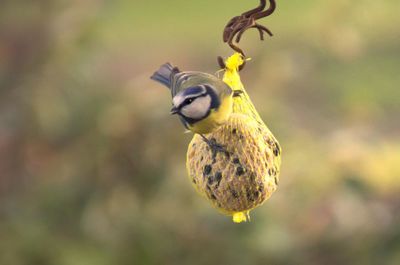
[171, 85, 220, 124]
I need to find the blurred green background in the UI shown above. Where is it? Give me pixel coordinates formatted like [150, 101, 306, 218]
[1, 0, 399, 264]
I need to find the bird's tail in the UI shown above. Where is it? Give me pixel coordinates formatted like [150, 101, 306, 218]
[150, 63, 180, 89]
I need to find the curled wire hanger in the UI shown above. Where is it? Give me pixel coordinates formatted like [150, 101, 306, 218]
[218, 0, 276, 70]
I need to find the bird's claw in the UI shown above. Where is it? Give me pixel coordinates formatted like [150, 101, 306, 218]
[200, 135, 230, 160]
[233, 90, 243, 97]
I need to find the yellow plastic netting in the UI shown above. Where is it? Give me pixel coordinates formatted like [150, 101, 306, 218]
[186, 53, 281, 223]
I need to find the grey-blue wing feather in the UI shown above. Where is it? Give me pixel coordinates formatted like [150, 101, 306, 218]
[150, 63, 180, 89]
[152, 64, 231, 99]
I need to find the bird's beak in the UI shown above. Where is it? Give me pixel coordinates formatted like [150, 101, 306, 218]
[170, 106, 179, 115]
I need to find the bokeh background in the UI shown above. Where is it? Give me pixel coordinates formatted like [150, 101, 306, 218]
[1, 0, 399, 264]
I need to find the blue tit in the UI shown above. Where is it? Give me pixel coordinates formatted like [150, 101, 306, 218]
[151, 63, 235, 135]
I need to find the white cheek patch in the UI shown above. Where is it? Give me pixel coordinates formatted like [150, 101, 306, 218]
[180, 95, 211, 119]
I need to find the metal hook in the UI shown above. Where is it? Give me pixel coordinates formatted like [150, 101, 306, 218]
[219, 0, 276, 70]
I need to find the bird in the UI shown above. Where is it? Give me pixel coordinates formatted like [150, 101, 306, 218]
[151, 53, 281, 223]
[186, 53, 281, 223]
[151, 63, 242, 157]
[150, 1, 280, 224]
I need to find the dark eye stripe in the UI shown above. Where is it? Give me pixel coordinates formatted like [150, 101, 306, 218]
[173, 84, 216, 110]
[178, 96, 198, 109]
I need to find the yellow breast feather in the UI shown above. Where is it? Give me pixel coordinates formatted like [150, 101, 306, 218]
[188, 92, 233, 135]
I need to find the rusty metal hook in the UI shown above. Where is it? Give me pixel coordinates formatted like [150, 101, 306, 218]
[218, 0, 276, 70]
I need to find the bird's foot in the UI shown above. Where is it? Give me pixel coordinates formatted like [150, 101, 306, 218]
[233, 90, 243, 97]
[200, 135, 230, 160]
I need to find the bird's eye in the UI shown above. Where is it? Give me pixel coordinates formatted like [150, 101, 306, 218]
[186, 98, 194, 104]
